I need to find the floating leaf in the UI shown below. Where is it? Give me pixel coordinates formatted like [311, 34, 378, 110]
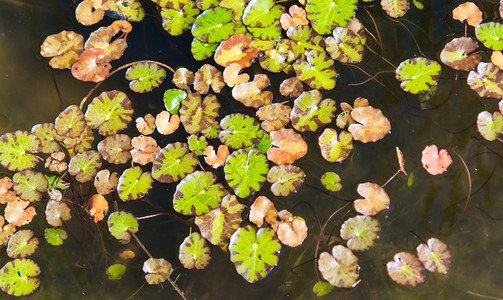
[40, 31, 84, 69]
[287, 25, 324, 58]
[203, 145, 229, 168]
[280, 77, 304, 98]
[143, 258, 172, 285]
[232, 74, 273, 108]
[313, 281, 335, 297]
[31, 123, 64, 154]
[477, 111, 503, 141]
[85, 90, 134, 136]
[0, 131, 41, 172]
[12, 170, 48, 202]
[219, 113, 264, 149]
[7, 230, 39, 258]
[290, 90, 336, 132]
[242, 0, 284, 28]
[98, 134, 132, 164]
[416, 238, 451, 274]
[191, 38, 218, 61]
[386, 252, 425, 286]
[340, 215, 380, 251]
[179, 232, 211, 269]
[318, 129, 353, 162]
[348, 106, 391, 143]
[467, 62, 503, 98]
[224, 149, 269, 198]
[117, 167, 153, 201]
[135, 114, 156, 135]
[87, 194, 109, 222]
[180, 93, 219, 134]
[173, 171, 226, 215]
[440, 37, 480, 71]
[106, 264, 126, 280]
[276, 216, 308, 247]
[321, 172, 342, 192]
[44, 228, 67, 246]
[55, 105, 86, 139]
[160, 2, 200, 36]
[305, 0, 357, 34]
[318, 245, 359, 288]
[172, 68, 195, 89]
[63, 125, 94, 153]
[44, 151, 67, 173]
[45, 200, 71, 227]
[381, 0, 409, 18]
[229, 226, 281, 283]
[192, 7, 235, 43]
[491, 50, 503, 70]
[85, 25, 126, 63]
[476, 22, 503, 51]
[223, 63, 250, 87]
[152, 142, 197, 183]
[267, 165, 305, 197]
[325, 27, 364, 64]
[354, 182, 390, 216]
[125, 62, 166, 93]
[4, 199, 36, 227]
[107, 211, 139, 242]
[187, 135, 207, 155]
[267, 128, 308, 165]
[421, 145, 452, 175]
[75, 0, 105, 26]
[253, 132, 272, 154]
[195, 194, 244, 245]
[280, 5, 309, 30]
[453, 2, 482, 27]
[193, 64, 225, 94]
[395, 57, 441, 94]
[164, 89, 187, 115]
[0, 217, 15, 246]
[214, 34, 258, 68]
[68, 150, 102, 183]
[131, 135, 161, 165]
[71, 48, 111, 82]
[249, 196, 278, 227]
[0, 177, 15, 204]
[156, 111, 180, 135]
[259, 39, 297, 73]
[256, 104, 292, 132]
[0, 259, 40, 296]
[293, 50, 337, 90]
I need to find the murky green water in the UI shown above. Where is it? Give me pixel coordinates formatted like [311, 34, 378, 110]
[1, 0, 502, 299]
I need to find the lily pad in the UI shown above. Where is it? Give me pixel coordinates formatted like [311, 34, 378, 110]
[348, 106, 391, 143]
[187, 135, 207, 155]
[117, 166, 153, 201]
[54, 105, 86, 138]
[477, 111, 503, 141]
[416, 238, 451, 274]
[143, 258, 172, 285]
[267, 165, 305, 197]
[353, 182, 390, 216]
[242, 0, 285, 28]
[31, 123, 64, 154]
[395, 57, 441, 94]
[125, 62, 166, 93]
[68, 150, 102, 183]
[224, 149, 269, 198]
[386, 252, 425, 286]
[180, 93, 219, 134]
[324, 27, 364, 64]
[163, 89, 187, 114]
[45, 200, 71, 227]
[0, 131, 41, 172]
[94, 169, 119, 195]
[276, 216, 308, 247]
[287, 25, 325, 58]
[85, 90, 134, 136]
[467, 62, 503, 98]
[232, 74, 273, 108]
[381, 0, 409, 18]
[229, 225, 281, 283]
[12, 170, 48, 202]
[219, 113, 264, 149]
[0, 259, 40, 296]
[318, 245, 359, 288]
[151, 142, 198, 183]
[421, 145, 452, 175]
[173, 171, 226, 215]
[214, 34, 258, 68]
[440, 37, 481, 71]
[256, 103, 292, 132]
[305, 0, 357, 34]
[191, 38, 218, 60]
[7, 230, 39, 258]
[259, 39, 297, 73]
[192, 7, 235, 43]
[97, 134, 132, 164]
[160, 2, 200, 36]
[106, 264, 126, 280]
[340, 215, 380, 251]
[107, 211, 139, 242]
[195, 194, 244, 245]
[40, 30, 84, 69]
[44, 228, 67, 246]
[193, 64, 225, 94]
[293, 50, 337, 90]
[178, 232, 211, 269]
[290, 89, 336, 132]
[321, 171, 342, 192]
[84, 25, 126, 63]
[318, 129, 353, 162]
[475, 22, 503, 51]
[313, 280, 335, 296]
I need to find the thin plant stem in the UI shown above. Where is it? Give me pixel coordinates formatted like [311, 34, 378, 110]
[348, 70, 394, 87]
[364, 44, 397, 69]
[444, 149, 472, 232]
[347, 63, 386, 87]
[381, 169, 401, 188]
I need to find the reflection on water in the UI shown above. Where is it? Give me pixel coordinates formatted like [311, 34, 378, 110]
[1, 0, 503, 299]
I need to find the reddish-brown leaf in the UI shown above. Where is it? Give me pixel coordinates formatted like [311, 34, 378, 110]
[452, 2, 482, 27]
[249, 196, 278, 227]
[71, 48, 111, 82]
[280, 5, 309, 30]
[130, 135, 161, 165]
[421, 145, 452, 175]
[267, 128, 308, 165]
[0, 177, 15, 204]
[136, 114, 156, 135]
[203, 145, 230, 168]
[276, 217, 308, 247]
[354, 182, 390, 216]
[4, 198, 36, 227]
[214, 34, 259, 68]
[88, 194, 109, 222]
[223, 63, 250, 87]
[156, 111, 180, 135]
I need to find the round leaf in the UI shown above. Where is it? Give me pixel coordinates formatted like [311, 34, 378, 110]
[160, 3, 200, 36]
[416, 238, 451, 274]
[117, 166, 153, 201]
[386, 252, 425, 286]
[151, 142, 198, 183]
[293, 50, 337, 90]
[224, 149, 269, 198]
[475, 22, 503, 50]
[0, 259, 40, 296]
[467, 62, 503, 98]
[163, 89, 187, 115]
[191, 7, 235, 43]
[107, 211, 139, 242]
[354, 182, 390, 216]
[68, 150, 102, 183]
[31, 123, 64, 154]
[125, 62, 166, 93]
[266, 165, 305, 197]
[321, 171, 342, 192]
[305, 0, 357, 34]
[180, 93, 219, 135]
[325, 27, 364, 64]
[84, 90, 134, 136]
[477, 111, 503, 141]
[318, 245, 359, 288]
[290, 90, 336, 132]
[106, 264, 126, 280]
[44, 228, 68, 246]
[395, 57, 441, 94]
[143, 258, 172, 285]
[242, 0, 285, 28]
[12, 170, 48, 202]
[318, 129, 353, 162]
[178, 232, 211, 269]
[348, 106, 391, 143]
[340, 215, 380, 251]
[0, 131, 41, 172]
[440, 37, 480, 71]
[219, 113, 264, 149]
[40, 31, 84, 69]
[7, 230, 39, 258]
[97, 134, 132, 164]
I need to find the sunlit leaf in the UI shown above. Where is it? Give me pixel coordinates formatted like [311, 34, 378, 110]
[85, 90, 134, 136]
[156, 111, 180, 135]
[287, 25, 324, 58]
[31, 123, 64, 154]
[71, 48, 111, 82]
[340, 215, 380, 251]
[0, 259, 40, 296]
[44, 151, 67, 173]
[267, 165, 305, 197]
[173, 68, 195, 89]
[63, 125, 94, 153]
[117, 166, 153, 201]
[103, 0, 145, 21]
[5, 198, 36, 227]
[180, 93, 219, 134]
[163, 89, 187, 115]
[313, 280, 334, 297]
[135, 114, 156, 135]
[290, 89, 336, 132]
[416, 238, 451, 274]
[421, 145, 452, 175]
[232, 74, 273, 108]
[68, 150, 102, 183]
[75, 0, 105, 26]
[179, 232, 211, 269]
[87, 194, 109, 222]
[224, 149, 269, 198]
[229, 225, 281, 283]
[318, 129, 353, 162]
[467, 62, 503, 98]
[453, 2, 483, 27]
[45, 200, 71, 227]
[214, 34, 258, 68]
[219, 113, 264, 149]
[223, 63, 250, 88]
[249, 196, 278, 227]
[131, 135, 161, 165]
[353, 182, 390, 216]
[106, 264, 126, 280]
[193, 64, 225, 94]
[7, 230, 38, 258]
[125, 62, 166, 93]
[0, 177, 15, 204]
[395, 57, 441, 94]
[386, 252, 425, 286]
[12, 170, 48, 202]
[440, 37, 480, 71]
[152, 142, 197, 183]
[259, 39, 297, 73]
[348, 106, 391, 143]
[256, 104, 292, 132]
[192, 7, 235, 43]
[191, 38, 218, 61]
[187, 135, 207, 155]
[203, 145, 230, 168]
[293, 50, 337, 90]
[276, 216, 308, 247]
[477, 111, 503, 141]
[266, 128, 307, 165]
[318, 245, 359, 288]
[40, 31, 84, 69]
[143, 258, 172, 285]
[85, 25, 126, 63]
[325, 27, 364, 64]
[280, 5, 309, 30]
[44, 228, 67, 246]
[305, 0, 357, 34]
[107, 211, 139, 242]
[55, 105, 86, 139]
[321, 171, 342, 192]
[160, 2, 200, 36]
[381, 0, 409, 18]
[247, 22, 282, 41]
[98, 134, 132, 164]
[94, 169, 119, 195]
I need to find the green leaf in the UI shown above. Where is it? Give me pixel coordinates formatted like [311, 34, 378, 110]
[247, 23, 282, 40]
[31, 123, 63, 154]
[160, 2, 200, 36]
[68, 150, 102, 183]
[191, 7, 235, 43]
[151, 0, 190, 9]
[191, 38, 218, 60]
[229, 225, 281, 283]
[318, 245, 359, 288]
[7, 230, 39, 258]
[12, 170, 48, 202]
[143, 258, 172, 285]
[0, 131, 41, 172]
[293, 50, 337, 90]
[97, 134, 132, 165]
[259, 39, 297, 73]
[64, 125, 94, 153]
[286, 25, 324, 58]
[195, 194, 244, 245]
[290, 90, 336, 132]
[107, 211, 139, 242]
[202, 122, 221, 139]
[467, 62, 503, 98]
[44, 228, 67, 246]
[85, 90, 134, 136]
[224, 149, 269, 198]
[107, 264, 126, 280]
[266, 165, 305, 197]
[313, 281, 334, 296]
[117, 166, 153, 201]
[187, 135, 207, 155]
[395, 57, 442, 94]
[475, 22, 503, 51]
[321, 171, 342, 192]
[125, 62, 166, 93]
[173, 171, 226, 215]
[305, 0, 357, 34]
[163, 89, 187, 114]
[45, 174, 70, 190]
[252, 132, 271, 154]
[242, 0, 285, 28]
[219, 113, 264, 149]
[477, 111, 503, 141]
[340, 215, 380, 251]
[55, 105, 86, 138]
[180, 93, 219, 134]
[178, 232, 211, 269]
[104, 0, 144, 21]
[152, 142, 198, 183]
[193, 64, 225, 94]
[196, 0, 218, 10]
[318, 129, 353, 162]
[325, 27, 364, 64]
[0, 259, 40, 296]
[440, 37, 480, 71]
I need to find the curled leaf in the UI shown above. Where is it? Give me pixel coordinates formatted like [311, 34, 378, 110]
[156, 111, 180, 135]
[40, 31, 84, 69]
[136, 114, 156, 135]
[88, 194, 109, 222]
[280, 5, 309, 30]
[223, 63, 250, 87]
[131, 135, 161, 166]
[214, 34, 258, 68]
[276, 216, 308, 247]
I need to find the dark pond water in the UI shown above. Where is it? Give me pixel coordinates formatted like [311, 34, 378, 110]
[0, 0, 502, 299]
